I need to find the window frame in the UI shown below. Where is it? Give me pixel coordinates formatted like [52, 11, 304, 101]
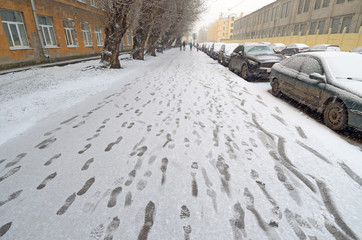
[94, 25, 103, 47]
[81, 22, 93, 47]
[63, 19, 78, 48]
[0, 9, 30, 49]
[38, 15, 58, 48]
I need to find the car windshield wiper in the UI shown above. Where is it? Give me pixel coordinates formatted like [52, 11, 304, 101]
[336, 76, 362, 81]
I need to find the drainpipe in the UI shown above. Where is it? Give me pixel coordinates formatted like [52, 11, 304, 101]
[30, 0, 46, 58]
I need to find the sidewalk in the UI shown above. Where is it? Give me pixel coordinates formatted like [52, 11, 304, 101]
[0, 52, 132, 76]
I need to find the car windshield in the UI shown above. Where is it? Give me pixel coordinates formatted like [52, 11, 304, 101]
[245, 45, 275, 55]
[326, 54, 362, 81]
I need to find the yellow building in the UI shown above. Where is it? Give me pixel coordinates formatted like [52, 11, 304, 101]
[207, 13, 243, 42]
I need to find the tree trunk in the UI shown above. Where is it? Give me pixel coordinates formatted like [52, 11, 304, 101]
[101, 0, 134, 69]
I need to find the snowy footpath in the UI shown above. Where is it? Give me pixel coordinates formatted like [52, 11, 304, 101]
[0, 49, 361, 239]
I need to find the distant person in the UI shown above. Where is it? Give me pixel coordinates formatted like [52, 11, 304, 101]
[189, 42, 193, 51]
[196, 43, 199, 51]
[182, 41, 186, 51]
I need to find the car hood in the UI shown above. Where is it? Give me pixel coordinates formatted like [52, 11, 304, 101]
[248, 54, 283, 63]
[332, 79, 362, 97]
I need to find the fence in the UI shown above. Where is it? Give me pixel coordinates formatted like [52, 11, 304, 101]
[224, 27, 362, 51]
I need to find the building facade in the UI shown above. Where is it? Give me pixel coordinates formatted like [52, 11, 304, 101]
[0, 0, 133, 70]
[206, 13, 243, 42]
[233, 0, 362, 40]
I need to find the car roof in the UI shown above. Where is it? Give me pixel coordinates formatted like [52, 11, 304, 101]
[298, 51, 357, 59]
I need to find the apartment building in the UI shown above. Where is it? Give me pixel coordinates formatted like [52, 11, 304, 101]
[0, 0, 133, 70]
[207, 13, 242, 42]
[233, 0, 362, 40]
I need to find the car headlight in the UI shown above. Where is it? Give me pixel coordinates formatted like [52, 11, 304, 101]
[248, 60, 259, 66]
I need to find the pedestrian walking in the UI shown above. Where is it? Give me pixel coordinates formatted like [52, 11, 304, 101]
[182, 41, 186, 51]
[189, 42, 193, 51]
[196, 43, 199, 51]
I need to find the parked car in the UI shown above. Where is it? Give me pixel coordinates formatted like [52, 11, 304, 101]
[210, 42, 225, 60]
[228, 43, 284, 81]
[350, 46, 362, 54]
[271, 43, 286, 53]
[309, 44, 340, 52]
[270, 52, 362, 131]
[218, 43, 239, 66]
[281, 43, 310, 56]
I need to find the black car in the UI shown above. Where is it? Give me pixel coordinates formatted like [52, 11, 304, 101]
[228, 43, 284, 81]
[218, 43, 239, 66]
[281, 43, 310, 56]
[270, 52, 362, 131]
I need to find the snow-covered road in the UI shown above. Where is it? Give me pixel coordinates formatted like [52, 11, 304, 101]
[0, 49, 361, 240]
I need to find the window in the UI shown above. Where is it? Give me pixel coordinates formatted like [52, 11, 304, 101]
[126, 31, 130, 46]
[275, 6, 279, 20]
[38, 15, 57, 47]
[304, 0, 310, 12]
[0, 9, 29, 48]
[271, 8, 275, 21]
[232, 17, 235, 21]
[90, 0, 97, 7]
[294, 25, 299, 35]
[300, 23, 306, 35]
[94, 25, 103, 46]
[298, 0, 304, 14]
[309, 22, 317, 34]
[63, 19, 78, 47]
[281, 3, 286, 18]
[336, 0, 345, 3]
[322, 0, 330, 7]
[331, 18, 340, 34]
[230, 29, 233, 33]
[340, 16, 352, 33]
[231, 23, 234, 27]
[286, 1, 291, 17]
[317, 20, 325, 34]
[315, 0, 322, 9]
[81, 22, 92, 47]
[284, 57, 305, 71]
[301, 58, 323, 75]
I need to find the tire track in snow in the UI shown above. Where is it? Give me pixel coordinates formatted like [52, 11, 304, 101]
[316, 179, 359, 240]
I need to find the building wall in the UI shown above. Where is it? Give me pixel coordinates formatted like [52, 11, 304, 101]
[206, 13, 242, 42]
[207, 21, 218, 42]
[233, 0, 362, 40]
[0, 0, 134, 70]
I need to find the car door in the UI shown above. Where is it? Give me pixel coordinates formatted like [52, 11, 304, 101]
[296, 56, 325, 108]
[229, 45, 243, 71]
[278, 56, 305, 98]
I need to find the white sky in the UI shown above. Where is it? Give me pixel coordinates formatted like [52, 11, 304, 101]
[193, 0, 276, 32]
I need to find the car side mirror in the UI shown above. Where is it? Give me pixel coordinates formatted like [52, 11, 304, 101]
[309, 73, 326, 82]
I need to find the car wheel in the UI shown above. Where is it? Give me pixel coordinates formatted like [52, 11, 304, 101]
[228, 62, 233, 72]
[241, 64, 250, 81]
[271, 79, 281, 97]
[323, 101, 348, 131]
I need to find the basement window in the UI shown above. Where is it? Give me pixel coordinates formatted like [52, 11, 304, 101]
[0, 9, 30, 49]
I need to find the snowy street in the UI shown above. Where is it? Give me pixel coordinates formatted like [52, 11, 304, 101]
[0, 49, 362, 239]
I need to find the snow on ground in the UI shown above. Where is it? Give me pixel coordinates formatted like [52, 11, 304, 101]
[0, 49, 361, 240]
[0, 54, 157, 146]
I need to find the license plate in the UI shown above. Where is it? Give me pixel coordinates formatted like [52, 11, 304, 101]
[267, 69, 271, 73]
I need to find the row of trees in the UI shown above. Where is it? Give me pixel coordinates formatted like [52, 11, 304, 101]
[99, 0, 205, 69]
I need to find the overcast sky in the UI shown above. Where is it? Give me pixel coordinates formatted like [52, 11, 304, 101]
[193, 0, 276, 32]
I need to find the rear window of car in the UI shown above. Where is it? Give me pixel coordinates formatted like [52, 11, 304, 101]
[281, 56, 305, 71]
[300, 57, 323, 75]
